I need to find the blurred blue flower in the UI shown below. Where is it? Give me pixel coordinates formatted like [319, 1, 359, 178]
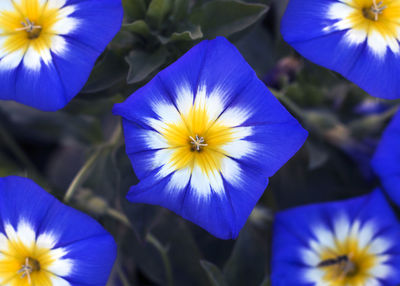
[0, 176, 116, 285]
[113, 37, 308, 239]
[372, 109, 400, 205]
[271, 189, 400, 286]
[281, 0, 400, 99]
[0, 0, 122, 111]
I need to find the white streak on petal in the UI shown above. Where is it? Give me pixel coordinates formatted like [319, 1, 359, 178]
[206, 168, 224, 195]
[220, 140, 255, 159]
[17, 220, 36, 250]
[368, 30, 388, 58]
[144, 130, 169, 149]
[167, 167, 191, 191]
[50, 35, 67, 56]
[0, 233, 10, 253]
[153, 149, 176, 177]
[301, 248, 320, 267]
[23, 46, 42, 70]
[369, 237, 392, 254]
[50, 275, 71, 286]
[4, 223, 18, 243]
[333, 214, 350, 242]
[36, 233, 57, 249]
[217, 107, 251, 127]
[0, 0, 14, 12]
[51, 17, 79, 35]
[344, 29, 367, 45]
[327, 2, 355, 20]
[303, 268, 325, 284]
[175, 84, 194, 116]
[190, 164, 211, 197]
[365, 278, 380, 286]
[220, 157, 242, 186]
[0, 50, 24, 70]
[358, 221, 375, 249]
[313, 226, 336, 250]
[369, 264, 393, 279]
[47, 256, 73, 276]
[47, 0, 67, 9]
[152, 102, 181, 125]
[205, 87, 227, 122]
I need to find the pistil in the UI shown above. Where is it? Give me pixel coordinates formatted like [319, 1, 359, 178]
[17, 257, 40, 284]
[189, 135, 208, 151]
[15, 18, 42, 39]
[369, 0, 387, 21]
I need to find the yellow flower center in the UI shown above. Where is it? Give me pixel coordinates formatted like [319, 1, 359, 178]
[0, 222, 73, 285]
[0, 0, 78, 70]
[159, 103, 238, 175]
[318, 237, 378, 285]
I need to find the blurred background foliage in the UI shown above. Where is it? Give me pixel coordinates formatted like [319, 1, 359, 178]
[0, 0, 399, 285]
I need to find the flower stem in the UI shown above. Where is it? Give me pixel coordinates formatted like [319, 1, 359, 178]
[146, 233, 174, 286]
[64, 123, 122, 203]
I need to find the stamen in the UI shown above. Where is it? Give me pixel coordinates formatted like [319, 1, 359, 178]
[189, 135, 208, 151]
[15, 18, 42, 39]
[17, 258, 33, 284]
[371, 0, 386, 21]
[17, 257, 40, 284]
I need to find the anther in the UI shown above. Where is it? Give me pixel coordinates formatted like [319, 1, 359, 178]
[15, 18, 42, 39]
[189, 135, 208, 151]
[17, 257, 33, 284]
[371, 0, 386, 21]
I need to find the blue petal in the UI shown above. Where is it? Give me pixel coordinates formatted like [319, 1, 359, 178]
[372, 110, 400, 205]
[271, 189, 400, 285]
[65, 0, 123, 53]
[0, 176, 117, 285]
[281, 0, 400, 99]
[62, 236, 117, 286]
[13, 62, 67, 111]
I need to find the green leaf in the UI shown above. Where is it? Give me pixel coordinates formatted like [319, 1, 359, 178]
[146, 0, 173, 28]
[190, 0, 269, 38]
[223, 223, 270, 286]
[125, 47, 169, 84]
[82, 51, 128, 94]
[122, 0, 147, 20]
[159, 25, 203, 44]
[200, 260, 228, 286]
[171, 0, 189, 22]
[122, 20, 151, 37]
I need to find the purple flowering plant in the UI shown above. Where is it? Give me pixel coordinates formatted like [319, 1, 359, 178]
[0, 0, 399, 285]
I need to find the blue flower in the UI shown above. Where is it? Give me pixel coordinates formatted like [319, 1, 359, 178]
[372, 109, 400, 206]
[0, 0, 123, 111]
[271, 189, 400, 286]
[0, 176, 116, 285]
[281, 0, 400, 99]
[112, 37, 308, 239]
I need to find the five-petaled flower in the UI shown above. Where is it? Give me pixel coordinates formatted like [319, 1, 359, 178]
[0, 0, 122, 111]
[113, 37, 308, 239]
[0, 176, 116, 285]
[271, 189, 400, 286]
[372, 109, 400, 206]
[281, 0, 400, 99]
